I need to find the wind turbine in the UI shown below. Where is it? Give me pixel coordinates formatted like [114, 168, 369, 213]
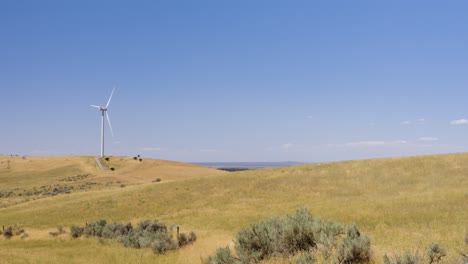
[91, 88, 115, 158]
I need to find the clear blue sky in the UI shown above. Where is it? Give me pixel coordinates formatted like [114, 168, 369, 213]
[1, 0, 468, 162]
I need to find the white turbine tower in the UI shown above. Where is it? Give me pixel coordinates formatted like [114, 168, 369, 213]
[91, 88, 115, 158]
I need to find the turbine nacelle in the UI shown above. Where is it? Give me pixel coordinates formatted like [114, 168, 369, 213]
[90, 105, 106, 111]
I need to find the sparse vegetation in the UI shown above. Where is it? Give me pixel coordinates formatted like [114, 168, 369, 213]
[336, 224, 371, 264]
[460, 233, 468, 264]
[2, 225, 25, 239]
[49, 226, 67, 237]
[0, 180, 100, 202]
[59, 174, 92, 182]
[70, 219, 196, 254]
[205, 246, 239, 264]
[70, 225, 84, 238]
[83, 219, 107, 237]
[102, 221, 132, 239]
[383, 251, 422, 264]
[177, 231, 197, 247]
[383, 243, 447, 264]
[3, 226, 13, 238]
[426, 242, 446, 264]
[206, 209, 369, 264]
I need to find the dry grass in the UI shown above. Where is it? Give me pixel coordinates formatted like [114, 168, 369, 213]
[0, 155, 223, 208]
[1, 153, 467, 263]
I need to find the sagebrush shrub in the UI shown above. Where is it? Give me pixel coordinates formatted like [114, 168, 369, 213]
[295, 251, 317, 264]
[70, 219, 195, 254]
[336, 224, 371, 264]
[138, 220, 166, 233]
[70, 225, 84, 238]
[178, 231, 197, 247]
[84, 219, 107, 237]
[234, 208, 345, 263]
[3, 226, 13, 238]
[207, 209, 368, 264]
[235, 216, 284, 262]
[152, 233, 178, 254]
[102, 222, 132, 239]
[121, 227, 144, 248]
[426, 242, 446, 264]
[204, 246, 240, 264]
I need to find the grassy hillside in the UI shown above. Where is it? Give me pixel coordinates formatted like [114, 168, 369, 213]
[1, 153, 467, 263]
[0, 155, 223, 208]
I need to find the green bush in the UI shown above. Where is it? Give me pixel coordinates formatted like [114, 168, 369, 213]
[70, 219, 195, 254]
[152, 233, 178, 254]
[383, 243, 447, 264]
[234, 208, 344, 263]
[121, 227, 144, 248]
[336, 224, 371, 264]
[426, 242, 446, 264]
[206, 209, 372, 264]
[84, 219, 107, 237]
[178, 231, 197, 247]
[70, 225, 84, 238]
[1, 225, 25, 239]
[138, 220, 167, 233]
[102, 222, 132, 239]
[204, 246, 240, 264]
[120, 220, 180, 252]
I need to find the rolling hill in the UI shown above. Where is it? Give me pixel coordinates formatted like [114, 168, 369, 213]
[0, 153, 467, 263]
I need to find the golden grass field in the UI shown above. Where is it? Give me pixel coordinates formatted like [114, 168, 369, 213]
[0, 153, 467, 263]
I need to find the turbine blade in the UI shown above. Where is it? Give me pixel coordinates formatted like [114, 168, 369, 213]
[106, 111, 114, 137]
[90, 105, 101, 108]
[105, 87, 115, 108]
